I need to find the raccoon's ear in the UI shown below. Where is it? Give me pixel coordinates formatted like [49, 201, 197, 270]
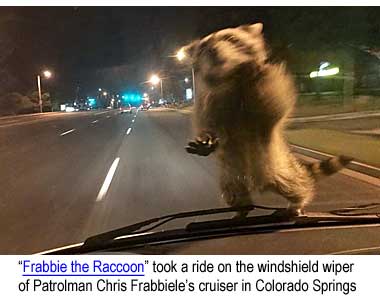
[244, 23, 263, 35]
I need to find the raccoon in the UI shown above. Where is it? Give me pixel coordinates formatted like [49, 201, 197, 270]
[180, 23, 352, 216]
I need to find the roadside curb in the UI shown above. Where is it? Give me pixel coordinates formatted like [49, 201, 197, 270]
[292, 110, 380, 123]
[0, 111, 63, 121]
[291, 144, 380, 179]
[178, 109, 192, 115]
[156, 108, 192, 114]
[166, 108, 192, 114]
[174, 107, 380, 120]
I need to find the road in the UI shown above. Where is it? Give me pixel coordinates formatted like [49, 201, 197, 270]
[0, 109, 379, 254]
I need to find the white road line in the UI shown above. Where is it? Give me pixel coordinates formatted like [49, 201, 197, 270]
[96, 157, 120, 202]
[126, 127, 132, 135]
[60, 129, 76, 136]
[350, 160, 380, 172]
[132, 119, 135, 123]
[106, 116, 111, 119]
[92, 120, 99, 124]
[292, 144, 380, 172]
[295, 153, 380, 187]
[94, 111, 110, 116]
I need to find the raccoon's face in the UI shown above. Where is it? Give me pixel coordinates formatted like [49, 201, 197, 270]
[179, 23, 267, 87]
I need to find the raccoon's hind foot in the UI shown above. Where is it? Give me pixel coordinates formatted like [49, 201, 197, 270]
[185, 132, 219, 156]
[285, 202, 306, 217]
[232, 207, 251, 219]
[271, 207, 305, 219]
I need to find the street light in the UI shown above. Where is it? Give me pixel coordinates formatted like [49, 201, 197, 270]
[176, 48, 196, 102]
[149, 74, 161, 85]
[98, 88, 102, 92]
[176, 48, 186, 61]
[37, 69, 52, 113]
[149, 74, 163, 99]
[103, 91, 107, 96]
[43, 70, 52, 79]
[184, 77, 189, 83]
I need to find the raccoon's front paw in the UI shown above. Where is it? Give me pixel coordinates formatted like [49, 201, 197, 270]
[185, 133, 219, 156]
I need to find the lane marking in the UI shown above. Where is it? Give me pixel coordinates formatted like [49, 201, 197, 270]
[106, 116, 111, 119]
[126, 127, 132, 135]
[132, 119, 135, 123]
[96, 157, 120, 202]
[292, 144, 380, 173]
[295, 153, 380, 187]
[293, 111, 380, 123]
[92, 120, 99, 124]
[60, 129, 76, 136]
[94, 111, 110, 116]
[350, 160, 380, 172]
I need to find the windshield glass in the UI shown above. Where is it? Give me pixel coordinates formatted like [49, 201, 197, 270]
[0, 6, 379, 254]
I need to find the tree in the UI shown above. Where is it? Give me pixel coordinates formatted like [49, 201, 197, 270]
[28, 91, 52, 111]
[0, 92, 34, 115]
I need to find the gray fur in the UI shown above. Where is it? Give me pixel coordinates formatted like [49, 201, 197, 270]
[182, 23, 351, 216]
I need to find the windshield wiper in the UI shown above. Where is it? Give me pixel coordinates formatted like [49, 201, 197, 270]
[80, 203, 380, 252]
[82, 204, 266, 249]
[186, 209, 380, 232]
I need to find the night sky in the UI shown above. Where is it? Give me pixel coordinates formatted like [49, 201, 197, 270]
[1, 7, 379, 101]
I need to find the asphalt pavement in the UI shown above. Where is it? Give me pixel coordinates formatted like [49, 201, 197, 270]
[0, 109, 379, 254]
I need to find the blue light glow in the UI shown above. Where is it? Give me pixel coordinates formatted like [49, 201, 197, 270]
[121, 93, 143, 105]
[88, 98, 96, 106]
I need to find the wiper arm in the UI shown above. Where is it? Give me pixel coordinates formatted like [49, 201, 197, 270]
[82, 204, 278, 250]
[186, 210, 380, 232]
[81, 203, 380, 252]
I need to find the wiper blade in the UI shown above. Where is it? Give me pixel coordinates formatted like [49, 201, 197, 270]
[82, 204, 278, 249]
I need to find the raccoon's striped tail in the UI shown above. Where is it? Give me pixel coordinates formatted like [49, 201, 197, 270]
[306, 155, 353, 180]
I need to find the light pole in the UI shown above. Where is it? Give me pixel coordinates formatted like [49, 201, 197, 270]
[191, 66, 196, 102]
[149, 74, 163, 100]
[160, 80, 163, 100]
[176, 48, 196, 102]
[37, 70, 52, 113]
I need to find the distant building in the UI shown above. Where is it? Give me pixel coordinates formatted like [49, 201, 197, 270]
[287, 46, 380, 96]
